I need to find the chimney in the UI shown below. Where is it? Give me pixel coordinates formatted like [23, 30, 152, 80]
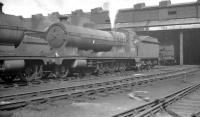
[159, 0, 171, 7]
[0, 2, 3, 13]
[91, 7, 103, 14]
[134, 3, 145, 9]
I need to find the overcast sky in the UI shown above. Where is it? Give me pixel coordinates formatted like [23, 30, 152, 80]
[0, 0, 197, 18]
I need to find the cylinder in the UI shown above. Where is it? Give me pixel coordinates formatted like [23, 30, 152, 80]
[72, 59, 87, 68]
[2, 60, 25, 71]
[46, 23, 127, 52]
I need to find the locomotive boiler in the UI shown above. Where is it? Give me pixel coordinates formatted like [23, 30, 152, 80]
[46, 23, 127, 52]
[44, 23, 159, 76]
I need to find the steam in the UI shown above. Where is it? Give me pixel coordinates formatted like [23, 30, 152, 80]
[103, 0, 119, 29]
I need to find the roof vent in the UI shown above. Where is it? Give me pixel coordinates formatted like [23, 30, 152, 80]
[91, 7, 103, 14]
[134, 3, 145, 9]
[159, 0, 171, 7]
[72, 9, 83, 15]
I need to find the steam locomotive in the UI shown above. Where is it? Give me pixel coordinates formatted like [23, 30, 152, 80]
[0, 4, 159, 82]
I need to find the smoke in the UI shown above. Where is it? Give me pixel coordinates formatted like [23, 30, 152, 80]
[103, 0, 119, 29]
[103, 0, 140, 30]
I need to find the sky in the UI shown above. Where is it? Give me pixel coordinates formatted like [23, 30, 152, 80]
[0, 0, 197, 18]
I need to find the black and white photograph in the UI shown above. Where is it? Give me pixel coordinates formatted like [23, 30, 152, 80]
[0, 0, 200, 117]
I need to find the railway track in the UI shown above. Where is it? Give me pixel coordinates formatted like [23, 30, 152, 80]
[0, 65, 190, 89]
[0, 66, 191, 89]
[112, 73, 200, 117]
[0, 70, 145, 89]
[0, 70, 154, 89]
[165, 85, 200, 117]
[0, 67, 198, 111]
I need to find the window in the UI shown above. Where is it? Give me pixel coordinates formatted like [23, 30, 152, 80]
[105, 19, 110, 23]
[168, 11, 177, 15]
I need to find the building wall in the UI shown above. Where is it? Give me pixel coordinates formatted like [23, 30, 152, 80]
[116, 11, 134, 23]
[23, 13, 60, 31]
[90, 12, 110, 24]
[91, 2, 200, 25]
[176, 6, 196, 19]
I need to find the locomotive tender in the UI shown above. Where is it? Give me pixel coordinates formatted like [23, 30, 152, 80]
[0, 7, 159, 82]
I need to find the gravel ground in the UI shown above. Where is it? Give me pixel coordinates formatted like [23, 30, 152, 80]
[8, 67, 200, 117]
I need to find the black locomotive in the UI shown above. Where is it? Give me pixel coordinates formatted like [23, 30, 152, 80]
[0, 3, 159, 82]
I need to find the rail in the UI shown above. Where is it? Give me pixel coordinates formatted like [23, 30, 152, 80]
[112, 79, 200, 117]
[192, 111, 200, 117]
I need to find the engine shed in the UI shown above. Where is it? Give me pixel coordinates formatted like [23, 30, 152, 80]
[92, 0, 200, 65]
